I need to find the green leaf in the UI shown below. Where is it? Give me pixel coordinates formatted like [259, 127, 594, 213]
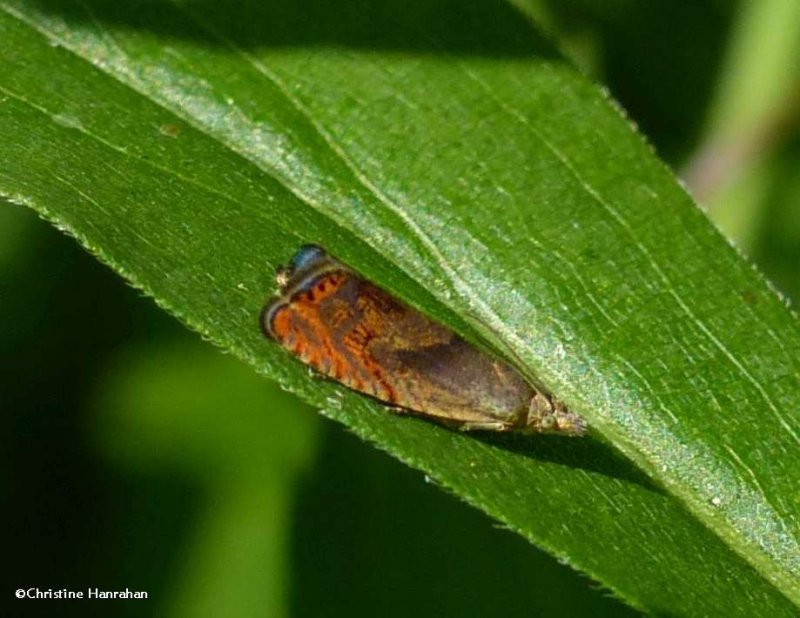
[2, 1, 799, 614]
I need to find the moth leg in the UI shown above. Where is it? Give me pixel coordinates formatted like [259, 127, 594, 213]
[457, 420, 513, 432]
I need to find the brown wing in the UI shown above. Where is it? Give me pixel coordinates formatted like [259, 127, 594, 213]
[349, 280, 532, 425]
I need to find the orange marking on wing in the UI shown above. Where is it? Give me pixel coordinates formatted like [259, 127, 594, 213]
[336, 324, 376, 394]
[270, 306, 293, 343]
[326, 286, 400, 404]
[343, 326, 397, 403]
[280, 271, 393, 399]
[293, 336, 308, 357]
[296, 295, 344, 381]
[369, 364, 397, 404]
[332, 359, 344, 381]
[306, 350, 321, 367]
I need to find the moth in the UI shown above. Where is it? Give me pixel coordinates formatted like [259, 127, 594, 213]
[261, 245, 585, 435]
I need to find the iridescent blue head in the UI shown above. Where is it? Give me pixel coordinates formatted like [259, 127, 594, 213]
[274, 245, 331, 290]
[289, 245, 327, 275]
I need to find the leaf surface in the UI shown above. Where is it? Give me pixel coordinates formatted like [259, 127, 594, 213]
[2, 1, 799, 614]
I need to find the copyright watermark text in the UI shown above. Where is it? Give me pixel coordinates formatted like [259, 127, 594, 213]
[16, 587, 148, 600]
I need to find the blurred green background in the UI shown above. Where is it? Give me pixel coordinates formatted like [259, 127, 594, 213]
[4, 1, 799, 616]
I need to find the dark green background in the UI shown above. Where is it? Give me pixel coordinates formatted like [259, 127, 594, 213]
[5, 1, 799, 615]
